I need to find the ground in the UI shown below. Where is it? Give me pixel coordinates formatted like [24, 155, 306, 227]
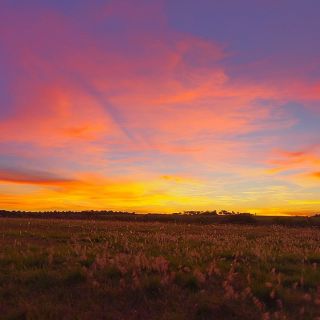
[0, 218, 319, 319]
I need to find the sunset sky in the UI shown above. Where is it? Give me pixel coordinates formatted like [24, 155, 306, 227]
[0, 0, 319, 215]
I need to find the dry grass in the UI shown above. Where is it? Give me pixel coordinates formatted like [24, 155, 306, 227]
[0, 218, 319, 319]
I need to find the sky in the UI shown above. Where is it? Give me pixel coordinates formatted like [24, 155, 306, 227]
[0, 0, 319, 215]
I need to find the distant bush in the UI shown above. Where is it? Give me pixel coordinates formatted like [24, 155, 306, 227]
[183, 210, 217, 216]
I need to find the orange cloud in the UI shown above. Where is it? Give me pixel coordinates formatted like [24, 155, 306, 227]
[308, 171, 320, 179]
[0, 172, 216, 213]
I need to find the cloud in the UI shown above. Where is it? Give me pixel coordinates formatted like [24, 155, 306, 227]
[267, 145, 320, 174]
[0, 0, 301, 154]
[308, 172, 320, 179]
[0, 172, 216, 212]
[0, 167, 75, 186]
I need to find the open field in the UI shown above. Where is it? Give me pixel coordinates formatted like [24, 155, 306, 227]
[0, 218, 320, 320]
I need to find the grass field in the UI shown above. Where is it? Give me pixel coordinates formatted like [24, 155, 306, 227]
[0, 218, 320, 320]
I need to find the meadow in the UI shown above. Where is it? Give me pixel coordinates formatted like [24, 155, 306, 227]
[0, 218, 319, 320]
